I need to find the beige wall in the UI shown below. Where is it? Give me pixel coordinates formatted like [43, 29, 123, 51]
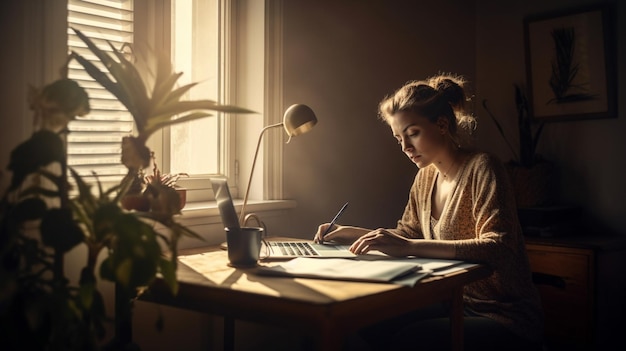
[475, 0, 625, 235]
[277, 0, 626, 239]
[0, 1, 67, 193]
[279, 0, 476, 237]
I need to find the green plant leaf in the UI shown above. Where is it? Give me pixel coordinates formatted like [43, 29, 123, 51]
[108, 173, 133, 203]
[99, 256, 115, 282]
[115, 258, 133, 288]
[70, 52, 128, 109]
[105, 41, 152, 130]
[78, 267, 96, 309]
[160, 81, 198, 105]
[92, 202, 123, 243]
[157, 100, 257, 118]
[69, 167, 97, 212]
[143, 112, 213, 139]
[72, 28, 142, 123]
[142, 102, 257, 139]
[72, 28, 116, 74]
[106, 214, 162, 291]
[151, 72, 186, 109]
[40, 208, 84, 253]
[12, 198, 47, 222]
[158, 258, 178, 295]
[151, 51, 176, 99]
[72, 27, 257, 153]
[169, 222, 203, 241]
[7, 130, 65, 191]
[91, 290, 107, 339]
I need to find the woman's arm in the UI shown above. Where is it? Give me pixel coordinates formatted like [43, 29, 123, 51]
[349, 228, 457, 258]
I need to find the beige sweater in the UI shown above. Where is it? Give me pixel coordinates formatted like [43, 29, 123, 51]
[390, 152, 544, 342]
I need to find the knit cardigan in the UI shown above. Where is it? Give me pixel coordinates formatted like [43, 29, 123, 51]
[389, 151, 544, 342]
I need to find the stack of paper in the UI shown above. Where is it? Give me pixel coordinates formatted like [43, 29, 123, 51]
[253, 257, 474, 287]
[254, 258, 423, 283]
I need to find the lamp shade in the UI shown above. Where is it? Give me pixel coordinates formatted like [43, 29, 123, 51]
[283, 104, 317, 142]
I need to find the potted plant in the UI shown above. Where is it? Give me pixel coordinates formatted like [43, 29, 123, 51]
[483, 84, 556, 208]
[120, 151, 190, 213]
[0, 28, 254, 350]
[142, 152, 189, 211]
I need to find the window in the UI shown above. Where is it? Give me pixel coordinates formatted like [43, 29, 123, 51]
[162, 0, 229, 203]
[67, 0, 229, 202]
[66, 0, 283, 211]
[169, 0, 220, 176]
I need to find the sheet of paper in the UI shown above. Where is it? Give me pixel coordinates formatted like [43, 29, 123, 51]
[410, 258, 465, 273]
[254, 257, 423, 283]
[356, 255, 467, 274]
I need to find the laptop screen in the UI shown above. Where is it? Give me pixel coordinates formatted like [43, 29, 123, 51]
[210, 178, 240, 229]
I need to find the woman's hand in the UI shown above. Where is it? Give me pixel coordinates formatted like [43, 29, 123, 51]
[349, 228, 411, 256]
[313, 224, 368, 245]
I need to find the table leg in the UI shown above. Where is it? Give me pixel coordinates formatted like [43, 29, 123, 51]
[450, 287, 464, 351]
[224, 316, 234, 351]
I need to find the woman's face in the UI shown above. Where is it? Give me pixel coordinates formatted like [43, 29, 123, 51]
[388, 110, 446, 168]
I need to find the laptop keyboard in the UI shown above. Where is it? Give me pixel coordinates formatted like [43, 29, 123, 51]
[270, 242, 319, 256]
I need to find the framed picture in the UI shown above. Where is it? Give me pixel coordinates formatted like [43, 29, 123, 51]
[524, 4, 616, 122]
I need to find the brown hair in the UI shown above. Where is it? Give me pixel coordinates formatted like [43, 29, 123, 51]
[378, 73, 475, 146]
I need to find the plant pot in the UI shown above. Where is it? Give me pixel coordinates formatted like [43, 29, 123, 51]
[506, 160, 557, 208]
[176, 188, 187, 210]
[121, 194, 150, 212]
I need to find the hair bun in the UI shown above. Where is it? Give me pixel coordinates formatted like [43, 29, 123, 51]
[430, 75, 466, 110]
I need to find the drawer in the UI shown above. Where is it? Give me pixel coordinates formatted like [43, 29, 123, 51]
[525, 245, 594, 344]
[525, 246, 591, 287]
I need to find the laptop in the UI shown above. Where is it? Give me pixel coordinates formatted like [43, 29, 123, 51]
[210, 178, 356, 259]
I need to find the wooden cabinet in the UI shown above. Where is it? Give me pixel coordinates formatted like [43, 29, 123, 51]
[525, 236, 626, 350]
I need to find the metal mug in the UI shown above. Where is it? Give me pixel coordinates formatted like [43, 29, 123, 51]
[225, 227, 264, 267]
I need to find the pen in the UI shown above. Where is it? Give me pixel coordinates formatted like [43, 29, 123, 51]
[320, 201, 349, 244]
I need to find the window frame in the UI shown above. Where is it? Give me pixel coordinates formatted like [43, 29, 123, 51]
[137, 0, 287, 205]
[59, 0, 290, 235]
[233, 0, 285, 203]
[136, 0, 224, 202]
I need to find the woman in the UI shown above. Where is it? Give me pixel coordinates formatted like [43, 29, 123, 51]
[314, 74, 544, 350]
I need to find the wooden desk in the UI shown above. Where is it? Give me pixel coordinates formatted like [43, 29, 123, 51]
[141, 244, 491, 351]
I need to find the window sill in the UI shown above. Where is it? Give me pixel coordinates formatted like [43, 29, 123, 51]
[177, 199, 297, 224]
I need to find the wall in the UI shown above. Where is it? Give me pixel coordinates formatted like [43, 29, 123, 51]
[1, 1, 36, 192]
[0, 1, 67, 194]
[280, 0, 626, 239]
[475, 0, 625, 235]
[280, 0, 476, 238]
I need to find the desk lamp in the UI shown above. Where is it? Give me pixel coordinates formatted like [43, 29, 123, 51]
[239, 104, 317, 226]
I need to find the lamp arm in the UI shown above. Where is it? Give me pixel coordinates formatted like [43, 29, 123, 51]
[239, 122, 284, 226]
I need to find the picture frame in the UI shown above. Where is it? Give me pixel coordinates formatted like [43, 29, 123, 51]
[523, 4, 616, 122]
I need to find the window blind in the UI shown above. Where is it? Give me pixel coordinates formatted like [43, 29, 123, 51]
[67, 0, 134, 184]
